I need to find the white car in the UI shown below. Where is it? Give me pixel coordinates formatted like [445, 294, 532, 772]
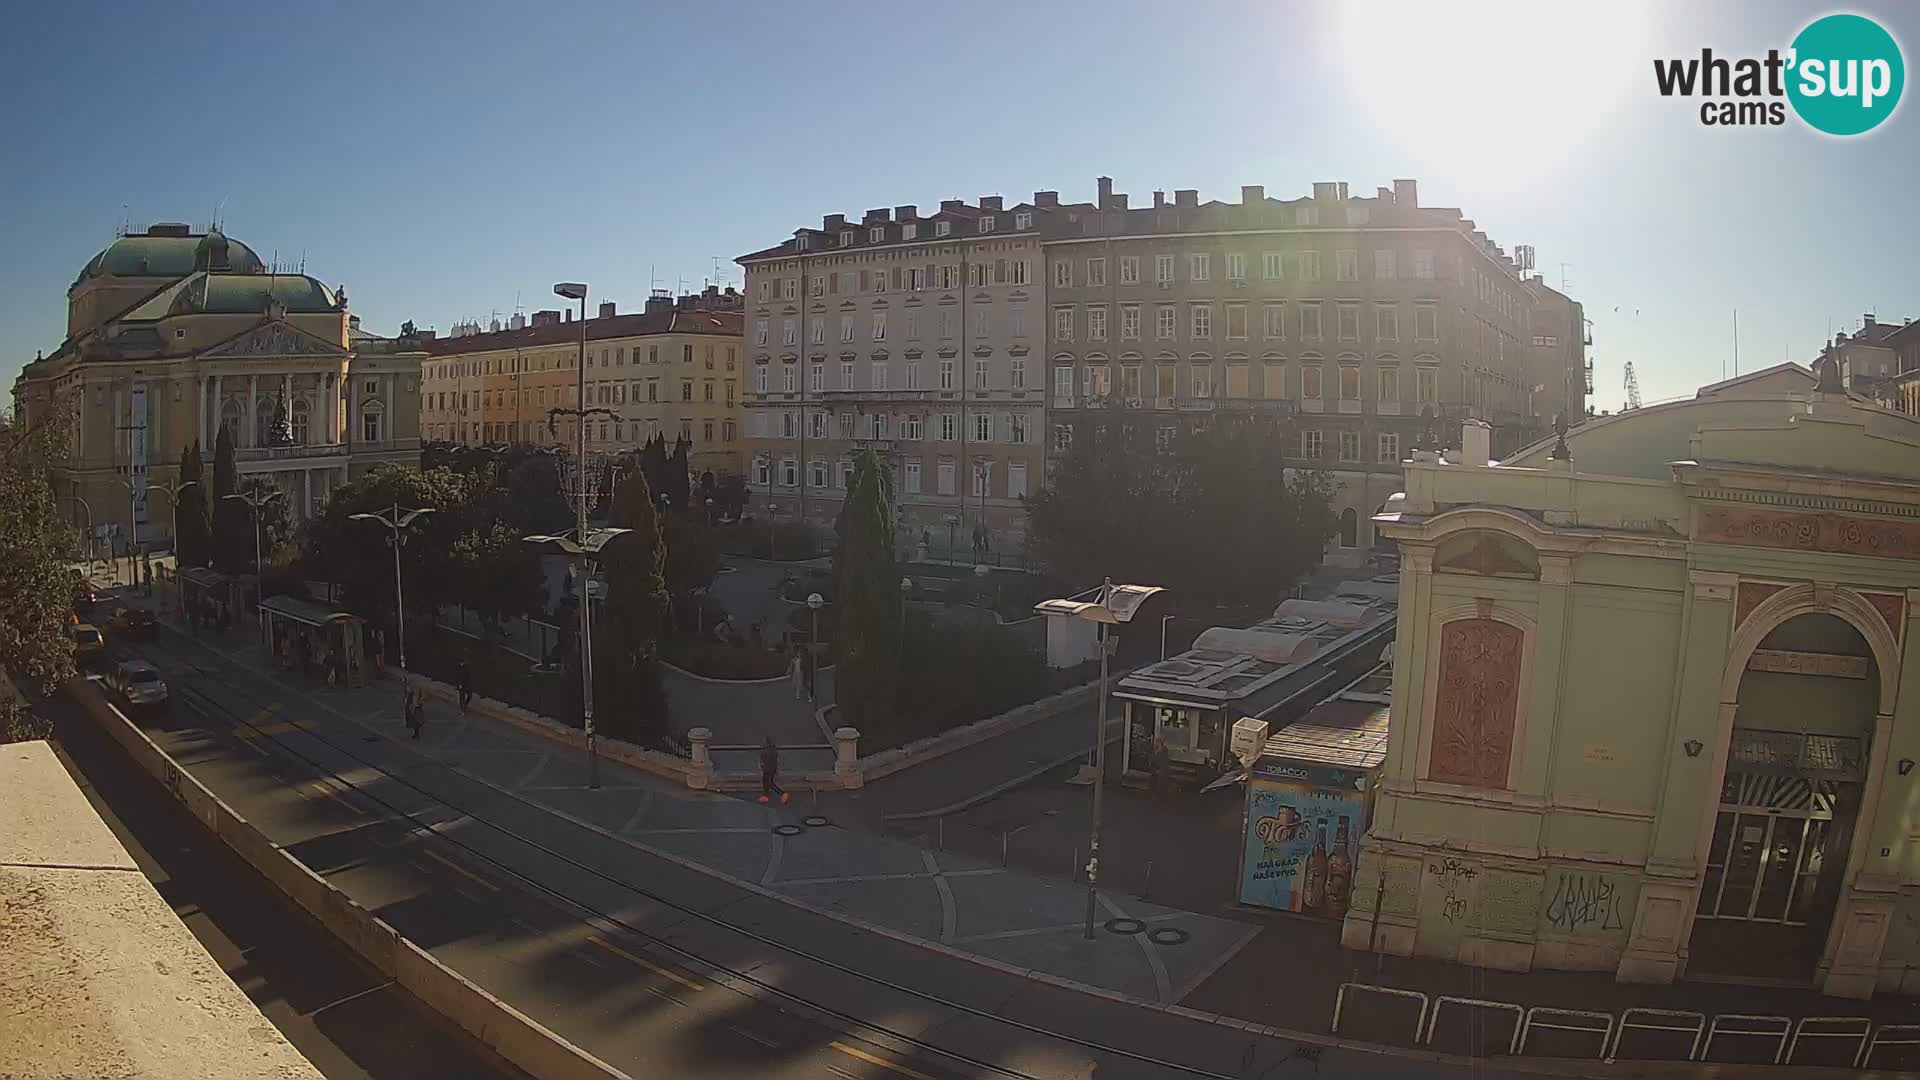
[110, 660, 168, 707]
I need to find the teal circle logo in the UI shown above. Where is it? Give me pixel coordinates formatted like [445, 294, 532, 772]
[1787, 14, 1904, 136]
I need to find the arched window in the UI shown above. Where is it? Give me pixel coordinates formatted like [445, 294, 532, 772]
[255, 399, 276, 444]
[290, 399, 310, 445]
[219, 399, 243, 443]
[1339, 507, 1359, 548]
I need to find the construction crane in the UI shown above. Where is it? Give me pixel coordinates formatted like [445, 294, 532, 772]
[1623, 362, 1643, 410]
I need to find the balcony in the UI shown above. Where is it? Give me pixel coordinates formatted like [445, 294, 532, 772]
[1338, 399, 1362, 415]
[1217, 398, 1299, 416]
[851, 439, 896, 453]
[236, 442, 348, 464]
[1176, 399, 1217, 412]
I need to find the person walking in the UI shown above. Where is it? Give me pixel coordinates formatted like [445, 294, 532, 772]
[1150, 733, 1172, 801]
[405, 688, 423, 740]
[758, 737, 787, 805]
[457, 658, 473, 713]
[788, 648, 804, 701]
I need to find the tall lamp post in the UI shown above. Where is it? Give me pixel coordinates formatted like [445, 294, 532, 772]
[805, 592, 825, 703]
[69, 496, 96, 568]
[147, 478, 201, 612]
[349, 503, 435, 700]
[1038, 578, 1164, 939]
[222, 487, 283, 633]
[523, 527, 631, 789]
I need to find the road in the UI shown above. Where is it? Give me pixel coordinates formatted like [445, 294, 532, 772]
[48, 690, 527, 1080]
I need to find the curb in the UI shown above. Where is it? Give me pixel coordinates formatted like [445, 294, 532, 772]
[880, 719, 1124, 822]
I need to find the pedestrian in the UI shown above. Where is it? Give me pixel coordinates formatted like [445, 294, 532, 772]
[788, 648, 804, 700]
[405, 688, 423, 740]
[457, 658, 473, 713]
[758, 736, 787, 805]
[1150, 734, 1172, 801]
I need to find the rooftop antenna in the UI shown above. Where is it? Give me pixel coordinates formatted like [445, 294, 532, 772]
[1732, 308, 1739, 377]
[213, 195, 228, 232]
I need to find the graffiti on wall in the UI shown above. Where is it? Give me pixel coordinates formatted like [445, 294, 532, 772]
[1428, 858, 1479, 925]
[1542, 870, 1633, 935]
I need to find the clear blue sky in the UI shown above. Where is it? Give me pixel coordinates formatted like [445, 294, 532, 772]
[3, 0, 1915, 410]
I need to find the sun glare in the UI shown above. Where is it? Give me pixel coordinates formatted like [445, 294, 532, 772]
[1338, 1, 1650, 174]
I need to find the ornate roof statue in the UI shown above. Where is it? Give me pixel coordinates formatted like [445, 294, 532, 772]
[1548, 412, 1572, 461]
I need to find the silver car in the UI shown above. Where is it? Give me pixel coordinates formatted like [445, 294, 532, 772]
[111, 660, 168, 707]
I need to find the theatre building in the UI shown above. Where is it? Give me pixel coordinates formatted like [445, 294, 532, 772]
[1342, 371, 1920, 997]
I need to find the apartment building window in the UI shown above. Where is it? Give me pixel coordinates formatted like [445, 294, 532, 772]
[782, 319, 797, 345]
[1336, 250, 1358, 282]
[1258, 253, 1282, 281]
[1227, 252, 1246, 281]
[1340, 430, 1360, 462]
[903, 415, 923, 440]
[1088, 306, 1108, 341]
[1009, 305, 1026, 337]
[1226, 304, 1248, 340]
[810, 410, 827, 438]
[1374, 250, 1396, 280]
[1053, 365, 1073, 402]
[1414, 304, 1439, 342]
[973, 412, 992, 442]
[682, 380, 694, 402]
[872, 361, 888, 390]
[972, 461, 990, 498]
[649, 345, 660, 364]
[754, 319, 768, 345]
[1302, 365, 1323, 401]
[1053, 307, 1074, 342]
[1297, 205, 1319, 225]
[1007, 461, 1028, 499]
[1119, 364, 1142, 400]
[1298, 251, 1321, 281]
[1010, 358, 1025, 389]
[1120, 304, 1141, 340]
[903, 222, 918, 241]
[838, 231, 852, 248]
[940, 412, 958, 441]
[1416, 364, 1438, 403]
[1413, 249, 1435, 279]
[938, 461, 956, 494]
[838, 411, 854, 438]
[1376, 305, 1399, 342]
[1085, 257, 1107, 288]
[973, 358, 989, 389]
[1379, 432, 1400, 463]
[1054, 260, 1072, 288]
[1189, 253, 1210, 282]
[782, 363, 797, 393]
[705, 344, 716, 369]
[703, 380, 715, 402]
[1155, 254, 1175, 283]
[1008, 412, 1029, 445]
[871, 270, 886, 294]
[753, 365, 768, 394]
[1053, 424, 1073, 452]
[1191, 364, 1214, 399]
[758, 280, 773, 302]
[940, 359, 955, 390]
[935, 220, 951, 237]
[725, 377, 737, 406]
[968, 262, 995, 288]
[905, 461, 922, 492]
[840, 315, 854, 342]
[938, 264, 960, 290]
[1337, 304, 1360, 341]
[1378, 367, 1399, 403]
[810, 460, 827, 488]
[905, 360, 921, 390]
[1303, 429, 1323, 459]
[978, 214, 996, 233]
[1085, 363, 1111, 399]
[1190, 304, 1212, 340]
[1120, 256, 1140, 284]
[972, 308, 990, 337]
[1263, 303, 1286, 340]
[781, 458, 798, 486]
[782, 278, 798, 300]
[1340, 366, 1361, 401]
[1300, 302, 1323, 341]
[1014, 211, 1032, 230]
[754, 455, 770, 485]
[1155, 425, 1177, 453]
[840, 360, 854, 389]
[811, 275, 825, 298]
[905, 311, 918, 339]
[1156, 305, 1176, 339]
[940, 310, 957, 338]
[1010, 258, 1032, 285]
[908, 267, 926, 290]
[872, 312, 886, 340]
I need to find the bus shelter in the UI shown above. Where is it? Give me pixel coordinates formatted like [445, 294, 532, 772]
[259, 595, 368, 688]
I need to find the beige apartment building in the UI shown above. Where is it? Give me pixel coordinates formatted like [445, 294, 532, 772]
[421, 292, 744, 481]
[1044, 178, 1558, 566]
[11, 224, 422, 548]
[736, 194, 1072, 554]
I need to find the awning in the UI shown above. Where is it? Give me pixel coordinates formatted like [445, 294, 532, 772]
[258, 595, 363, 628]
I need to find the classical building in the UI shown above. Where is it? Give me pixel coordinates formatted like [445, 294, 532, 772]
[419, 291, 744, 481]
[10, 224, 421, 548]
[1342, 374, 1920, 998]
[1043, 178, 1566, 567]
[736, 195, 1069, 555]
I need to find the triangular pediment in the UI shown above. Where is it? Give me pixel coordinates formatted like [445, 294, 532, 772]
[200, 319, 348, 359]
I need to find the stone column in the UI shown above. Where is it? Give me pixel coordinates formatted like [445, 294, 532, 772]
[385, 373, 396, 443]
[210, 374, 223, 446]
[302, 469, 312, 522]
[833, 726, 862, 789]
[344, 374, 355, 448]
[686, 727, 712, 790]
[246, 375, 259, 448]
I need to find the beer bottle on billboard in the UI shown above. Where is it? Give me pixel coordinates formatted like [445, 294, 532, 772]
[1326, 816, 1352, 918]
[1304, 822, 1329, 913]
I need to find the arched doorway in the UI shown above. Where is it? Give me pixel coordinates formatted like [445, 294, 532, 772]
[1338, 507, 1358, 548]
[1692, 613, 1879, 981]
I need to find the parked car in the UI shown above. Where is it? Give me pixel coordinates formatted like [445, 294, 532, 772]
[109, 659, 168, 708]
[70, 624, 106, 664]
[107, 607, 157, 641]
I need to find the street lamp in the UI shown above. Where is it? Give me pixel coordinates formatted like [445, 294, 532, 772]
[147, 478, 201, 611]
[68, 496, 96, 567]
[945, 513, 959, 567]
[349, 503, 435, 701]
[1039, 578, 1165, 939]
[805, 592, 825, 703]
[222, 487, 284, 634]
[524, 526, 631, 789]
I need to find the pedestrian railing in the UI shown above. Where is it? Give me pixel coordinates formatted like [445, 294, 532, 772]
[1330, 982, 1428, 1044]
[1424, 996, 1524, 1055]
[1700, 1014, 1792, 1064]
[1785, 1016, 1871, 1067]
[1605, 1008, 1705, 1062]
[1518, 1006, 1613, 1059]
[1863, 1024, 1920, 1069]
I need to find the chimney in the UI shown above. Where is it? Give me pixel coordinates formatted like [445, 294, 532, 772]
[1313, 181, 1337, 201]
[1109, 192, 1129, 210]
[1458, 420, 1491, 467]
[564, 309, 573, 322]
[1393, 178, 1418, 207]
[646, 290, 674, 315]
[1241, 184, 1264, 204]
[939, 199, 965, 213]
[863, 208, 890, 224]
[704, 284, 719, 297]
[823, 213, 846, 231]
[1337, 182, 1349, 200]
[980, 196, 1003, 211]
[1033, 190, 1059, 208]
[348, 314, 361, 331]
[1174, 189, 1198, 209]
[1864, 313, 1877, 328]
[532, 309, 560, 327]
[1376, 186, 1392, 200]
[1153, 190, 1166, 209]
[1097, 176, 1113, 205]
[895, 204, 918, 220]
[598, 301, 616, 319]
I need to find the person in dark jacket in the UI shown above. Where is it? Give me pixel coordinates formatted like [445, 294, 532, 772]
[457, 659, 473, 712]
[758, 737, 787, 804]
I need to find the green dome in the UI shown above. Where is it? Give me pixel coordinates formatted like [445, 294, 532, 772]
[72, 228, 265, 288]
[169, 273, 339, 316]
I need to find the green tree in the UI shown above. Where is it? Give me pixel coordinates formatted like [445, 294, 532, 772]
[209, 425, 251, 574]
[664, 435, 692, 511]
[505, 455, 570, 536]
[231, 477, 293, 568]
[663, 513, 720, 614]
[831, 450, 902, 736]
[0, 422, 78, 700]
[303, 464, 472, 624]
[596, 468, 670, 745]
[450, 521, 543, 630]
[637, 433, 669, 506]
[173, 441, 210, 568]
[1022, 407, 1170, 589]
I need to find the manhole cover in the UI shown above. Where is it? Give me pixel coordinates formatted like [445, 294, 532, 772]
[772, 824, 804, 836]
[802, 815, 831, 827]
[1148, 927, 1191, 946]
[1104, 917, 1146, 935]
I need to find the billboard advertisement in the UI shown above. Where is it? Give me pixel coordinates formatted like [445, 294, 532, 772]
[1239, 762, 1370, 918]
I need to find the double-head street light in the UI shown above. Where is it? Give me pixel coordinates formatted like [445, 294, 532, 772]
[805, 592, 826, 702]
[223, 486, 284, 636]
[349, 503, 435, 698]
[523, 526, 631, 789]
[146, 478, 201, 611]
